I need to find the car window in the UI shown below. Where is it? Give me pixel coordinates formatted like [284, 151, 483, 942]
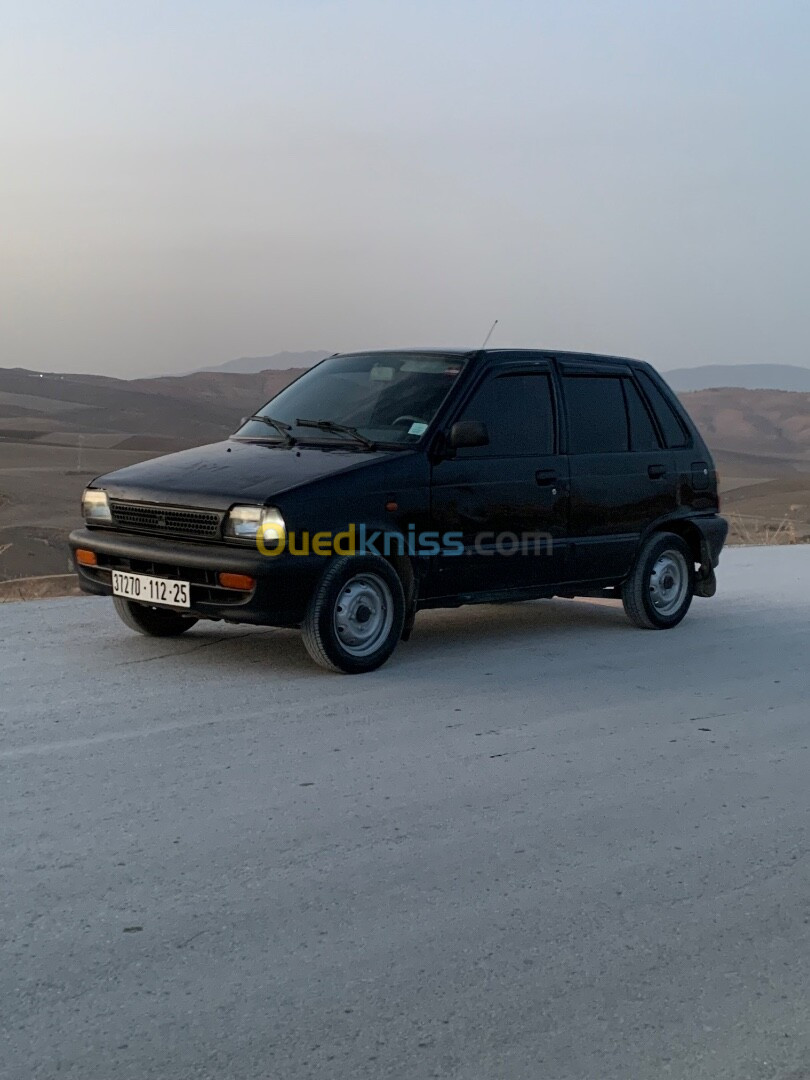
[622, 378, 662, 451]
[563, 375, 629, 454]
[456, 371, 555, 456]
[636, 370, 690, 448]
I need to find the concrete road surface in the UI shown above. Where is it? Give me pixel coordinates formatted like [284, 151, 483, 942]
[1, 546, 808, 1080]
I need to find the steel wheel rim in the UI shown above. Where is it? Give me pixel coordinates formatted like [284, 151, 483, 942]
[333, 573, 394, 657]
[649, 549, 689, 616]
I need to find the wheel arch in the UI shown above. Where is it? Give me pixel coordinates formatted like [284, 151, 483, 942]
[648, 518, 720, 596]
[382, 551, 417, 602]
[650, 519, 703, 566]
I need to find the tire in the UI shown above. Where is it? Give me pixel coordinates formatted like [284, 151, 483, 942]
[301, 556, 406, 673]
[621, 532, 695, 630]
[113, 596, 198, 638]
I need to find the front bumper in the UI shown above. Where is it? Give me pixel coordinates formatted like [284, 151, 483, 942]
[69, 528, 324, 626]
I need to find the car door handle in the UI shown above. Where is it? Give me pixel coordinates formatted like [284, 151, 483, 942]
[648, 464, 667, 479]
[535, 469, 557, 486]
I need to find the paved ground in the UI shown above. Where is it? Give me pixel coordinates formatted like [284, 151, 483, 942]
[1, 546, 808, 1080]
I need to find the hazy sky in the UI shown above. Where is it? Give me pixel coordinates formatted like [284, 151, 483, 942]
[1, 1, 809, 377]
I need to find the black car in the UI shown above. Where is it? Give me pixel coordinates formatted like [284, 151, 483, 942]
[70, 349, 727, 673]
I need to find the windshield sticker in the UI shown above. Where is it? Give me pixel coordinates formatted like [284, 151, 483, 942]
[370, 365, 395, 381]
[408, 422, 428, 435]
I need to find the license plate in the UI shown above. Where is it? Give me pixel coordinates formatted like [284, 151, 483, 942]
[111, 570, 190, 609]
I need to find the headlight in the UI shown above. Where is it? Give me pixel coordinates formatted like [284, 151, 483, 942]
[82, 488, 112, 524]
[224, 505, 286, 546]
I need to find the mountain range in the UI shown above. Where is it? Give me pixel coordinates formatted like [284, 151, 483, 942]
[193, 350, 330, 375]
[663, 363, 810, 393]
[1, 361, 809, 580]
[2, 363, 810, 461]
[186, 353, 810, 394]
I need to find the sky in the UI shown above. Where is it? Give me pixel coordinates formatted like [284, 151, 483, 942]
[1, 0, 809, 377]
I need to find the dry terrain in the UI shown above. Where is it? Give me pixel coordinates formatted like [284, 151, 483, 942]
[0, 366, 303, 578]
[1, 366, 809, 579]
[684, 388, 810, 544]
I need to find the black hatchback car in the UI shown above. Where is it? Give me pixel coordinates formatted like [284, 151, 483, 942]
[70, 349, 727, 672]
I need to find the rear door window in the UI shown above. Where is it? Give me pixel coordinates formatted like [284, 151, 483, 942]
[563, 375, 628, 454]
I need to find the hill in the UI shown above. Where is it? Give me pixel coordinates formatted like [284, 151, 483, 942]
[192, 350, 329, 374]
[664, 363, 810, 393]
[3, 366, 808, 468]
[680, 387, 810, 461]
[0, 365, 307, 578]
[1, 367, 809, 579]
[0, 366, 306, 450]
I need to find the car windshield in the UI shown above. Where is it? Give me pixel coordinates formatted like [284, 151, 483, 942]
[234, 352, 468, 447]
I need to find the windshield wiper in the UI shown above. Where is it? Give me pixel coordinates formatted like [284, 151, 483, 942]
[295, 418, 376, 450]
[241, 415, 296, 445]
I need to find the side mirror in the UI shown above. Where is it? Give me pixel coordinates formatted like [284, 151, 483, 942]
[447, 420, 489, 449]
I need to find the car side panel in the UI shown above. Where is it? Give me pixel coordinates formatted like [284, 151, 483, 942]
[566, 450, 677, 580]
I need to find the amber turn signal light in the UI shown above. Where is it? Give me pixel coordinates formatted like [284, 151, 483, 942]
[75, 549, 97, 566]
[218, 572, 256, 591]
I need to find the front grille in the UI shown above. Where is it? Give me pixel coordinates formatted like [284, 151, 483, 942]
[96, 552, 219, 585]
[109, 501, 222, 541]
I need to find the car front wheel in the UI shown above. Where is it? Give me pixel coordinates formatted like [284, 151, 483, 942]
[622, 532, 695, 630]
[301, 556, 405, 673]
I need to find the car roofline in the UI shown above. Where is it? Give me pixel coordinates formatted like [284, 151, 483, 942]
[329, 348, 478, 358]
[328, 347, 651, 367]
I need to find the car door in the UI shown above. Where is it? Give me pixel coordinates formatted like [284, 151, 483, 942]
[427, 363, 568, 598]
[561, 363, 676, 581]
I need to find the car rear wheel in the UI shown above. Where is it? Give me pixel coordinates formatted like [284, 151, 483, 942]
[112, 596, 198, 637]
[301, 556, 405, 673]
[622, 532, 695, 630]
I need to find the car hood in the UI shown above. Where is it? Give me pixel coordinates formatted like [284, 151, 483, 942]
[95, 439, 400, 511]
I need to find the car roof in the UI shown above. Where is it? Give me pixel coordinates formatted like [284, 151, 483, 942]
[331, 348, 476, 358]
[332, 347, 648, 367]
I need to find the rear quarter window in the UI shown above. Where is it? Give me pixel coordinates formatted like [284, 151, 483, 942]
[622, 378, 661, 451]
[636, 371, 691, 448]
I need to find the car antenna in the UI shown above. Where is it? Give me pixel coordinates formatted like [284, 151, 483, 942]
[480, 319, 498, 349]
